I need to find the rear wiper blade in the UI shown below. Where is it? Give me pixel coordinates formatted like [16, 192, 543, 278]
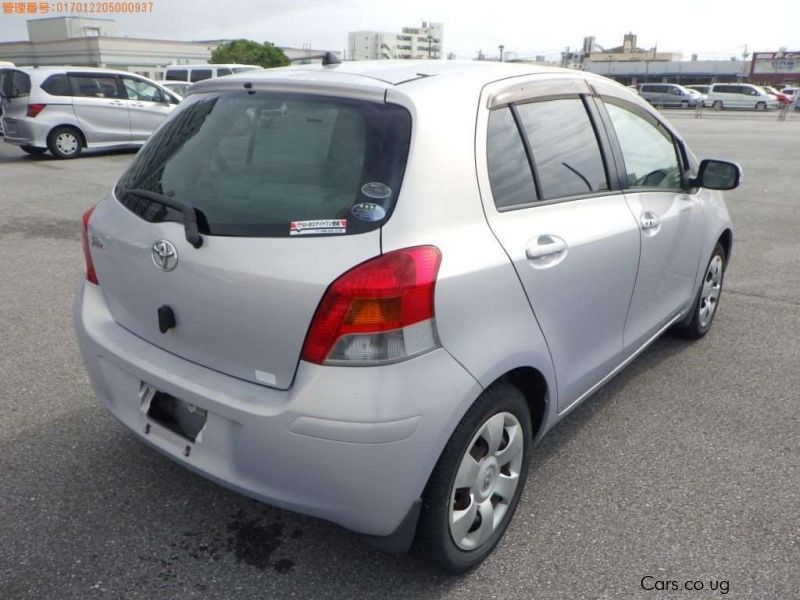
[120, 188, 204, 248]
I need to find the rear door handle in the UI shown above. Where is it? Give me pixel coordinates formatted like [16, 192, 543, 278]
[526, 235, 568, 261]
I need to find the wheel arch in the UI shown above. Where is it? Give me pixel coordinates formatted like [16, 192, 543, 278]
[718, 228, 733, 264]
[486, 366, 550, 442]
[48, 123, 87, 147]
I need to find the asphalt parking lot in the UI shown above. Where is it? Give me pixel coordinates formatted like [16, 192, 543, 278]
[1, 110, 798, 599]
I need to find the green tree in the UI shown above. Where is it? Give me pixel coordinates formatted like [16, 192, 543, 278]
[210, 39, 289, 68]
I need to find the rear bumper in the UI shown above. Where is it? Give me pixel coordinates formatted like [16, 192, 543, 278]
[1, 116, 49, 148]
[74, 281, 482, 536]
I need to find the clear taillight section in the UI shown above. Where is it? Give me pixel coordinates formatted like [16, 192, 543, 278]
[81, 206, 98, 285]
[301, 246, 442, 365]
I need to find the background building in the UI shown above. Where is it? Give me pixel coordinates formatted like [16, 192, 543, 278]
[562, 33, 681, 69]
[584, 58, 749, 86]
[749, 51, 800, 85]
[585, 33, 682, 63]
[348, 21, 443, 60]
[0, 17, 217, 79]
[0, 16, 339, 79]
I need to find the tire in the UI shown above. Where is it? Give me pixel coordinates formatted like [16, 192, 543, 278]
[672, 243, 726, 339]
[415, 382, 532, 574]
[681, 100, 689, 108]
[20, 145, 47, 156]
[756, 102, 766, 111]
[47, 126, 83, 159]
[713, 100, 723, 111]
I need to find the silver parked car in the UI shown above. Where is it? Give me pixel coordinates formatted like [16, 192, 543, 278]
[75, 61, 740, 573]
[639, 82, 700, 108]
[0, 66, 180, 158]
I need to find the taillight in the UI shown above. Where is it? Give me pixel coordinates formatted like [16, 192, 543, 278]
[81, 206, 98, 285]
[26, 103, 46, 118]
[301, 246, 442, 365]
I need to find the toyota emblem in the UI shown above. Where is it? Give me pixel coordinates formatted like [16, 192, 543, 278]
[151, 240, 178, 271]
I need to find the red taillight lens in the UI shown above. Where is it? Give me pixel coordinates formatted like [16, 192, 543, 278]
[26, 103, 46, 118]
[301, 246, 442, 364]
[81, 206, 98, 285]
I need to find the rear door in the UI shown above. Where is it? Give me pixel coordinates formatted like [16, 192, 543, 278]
[68, 72, 131, 143]
[479, 82, 640, 412]
[88, 88, 412, 389]
[120, 76, 175, 141]
[0, 69, 32, 133]
[599, 97, 704, 348]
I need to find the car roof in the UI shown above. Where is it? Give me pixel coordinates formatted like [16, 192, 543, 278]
[190, 59, 635, 105]
[221, 60, 578, 86]
[164, 64, 262, 68]
[13, 65, 149, 78]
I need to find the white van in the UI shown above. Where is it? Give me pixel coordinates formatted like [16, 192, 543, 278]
[706, 83, 779, 110]
[163, 64, 262, 83]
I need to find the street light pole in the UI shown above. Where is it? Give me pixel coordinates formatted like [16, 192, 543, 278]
[498, 44, 505, 62]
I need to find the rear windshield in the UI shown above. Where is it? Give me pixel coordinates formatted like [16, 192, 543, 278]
[1, 70, 31, 98]
[115, 91, 412, 237]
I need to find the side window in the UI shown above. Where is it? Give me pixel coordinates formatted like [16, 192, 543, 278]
[216, 68, 233, 77]
[604, 102, 682, 190]
[487, 108, 537, 209]
[190, 69, 213, 82]
[516, 98, 609, 200]
[166, 69, 188, 82]
[41, 74, 70, 96]
[122, 77, 163, 102]
[69, 75, 123, 99]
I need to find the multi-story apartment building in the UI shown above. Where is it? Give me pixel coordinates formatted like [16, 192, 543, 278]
[348, 21, 443, 61]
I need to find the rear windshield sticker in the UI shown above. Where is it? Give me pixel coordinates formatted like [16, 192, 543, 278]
[289, 219, 347, 235]
[361, 182, 392, 199]
[351, 202, 387, 222]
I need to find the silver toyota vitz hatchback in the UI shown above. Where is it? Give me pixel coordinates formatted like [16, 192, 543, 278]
[74, 61, 740, 573]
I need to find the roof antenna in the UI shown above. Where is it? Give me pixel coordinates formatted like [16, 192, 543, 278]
[322, 52, 341, 67]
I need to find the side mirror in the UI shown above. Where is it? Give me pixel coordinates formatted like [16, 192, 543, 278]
[691, 159, 742, 191]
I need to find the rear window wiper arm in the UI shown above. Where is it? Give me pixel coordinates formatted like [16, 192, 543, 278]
[119, 188, 204, 248]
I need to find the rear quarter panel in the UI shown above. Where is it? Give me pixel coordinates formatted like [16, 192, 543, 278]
[382, 78, 558, 438]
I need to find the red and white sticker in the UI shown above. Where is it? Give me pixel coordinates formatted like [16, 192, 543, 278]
[289, 219, 347, 235]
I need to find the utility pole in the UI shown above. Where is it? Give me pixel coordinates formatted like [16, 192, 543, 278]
[741, 45, 750, 81]
[498, 44, 504, 62]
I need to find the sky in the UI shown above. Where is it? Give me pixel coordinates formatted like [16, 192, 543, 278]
[0, 0, 798, 61]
